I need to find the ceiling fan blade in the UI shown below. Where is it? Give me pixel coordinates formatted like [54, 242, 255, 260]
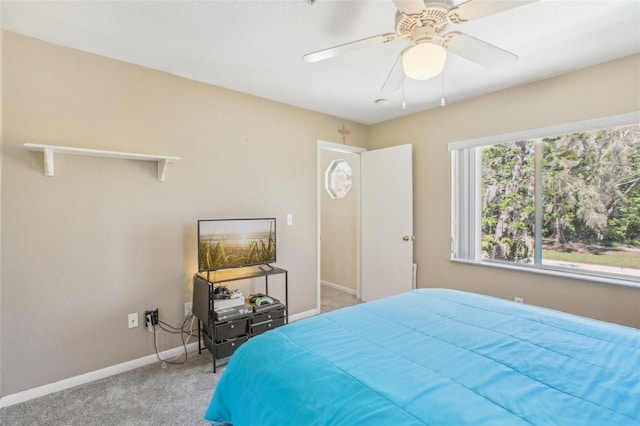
[302, 33, 398, 63]
[451, 0, 537, 22]
[380, 53, 404, 93]
[445, 32, 518, 68]
[392, 0, 426, 15]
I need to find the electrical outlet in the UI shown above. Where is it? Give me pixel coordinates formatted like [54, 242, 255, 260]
[128, 313, 139, 328]
[514, 297, 524, 304]
[145, 309, 159, 327]
[184, 302, 193, 317]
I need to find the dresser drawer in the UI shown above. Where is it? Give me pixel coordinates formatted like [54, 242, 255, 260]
[252, 308, 285, 324]
[214, 317, 249, 342]
[251, 317, 285, 336]
[215, 335, 248, 358]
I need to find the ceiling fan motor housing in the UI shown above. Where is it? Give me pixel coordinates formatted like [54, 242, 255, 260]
[396, 2, 454, 44]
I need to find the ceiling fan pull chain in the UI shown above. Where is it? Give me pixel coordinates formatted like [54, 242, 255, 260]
[440, 69, 446, 107]
[402, 80, 407, 110]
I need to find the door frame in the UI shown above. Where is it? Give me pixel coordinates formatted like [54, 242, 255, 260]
[317, 140, 366, 313]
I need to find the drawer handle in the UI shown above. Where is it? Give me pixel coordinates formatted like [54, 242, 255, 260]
[231, 342, 235, 347]
[267, 315, 271, 319]
[268, 324, 272, 328]
[230, 325, 234, 329]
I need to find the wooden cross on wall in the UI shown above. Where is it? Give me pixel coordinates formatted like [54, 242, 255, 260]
[338, 124, 350, 144]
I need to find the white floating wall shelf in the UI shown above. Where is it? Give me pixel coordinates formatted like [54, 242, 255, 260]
[24, 143, 180, 181]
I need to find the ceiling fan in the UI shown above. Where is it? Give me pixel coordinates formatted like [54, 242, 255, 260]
[303, 0, 536, 92]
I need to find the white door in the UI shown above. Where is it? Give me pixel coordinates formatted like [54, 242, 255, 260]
[361, 144, 414, 302]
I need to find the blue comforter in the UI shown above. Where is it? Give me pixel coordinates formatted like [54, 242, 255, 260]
[205, 288, 640, 425]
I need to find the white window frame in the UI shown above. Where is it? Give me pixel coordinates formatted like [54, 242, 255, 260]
[449, 111, 640, 289]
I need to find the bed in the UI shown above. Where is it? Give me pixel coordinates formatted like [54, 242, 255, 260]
[204, 288, 640, 425]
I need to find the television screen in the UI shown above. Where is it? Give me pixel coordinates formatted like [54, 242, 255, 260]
[198, 218, 276, 271]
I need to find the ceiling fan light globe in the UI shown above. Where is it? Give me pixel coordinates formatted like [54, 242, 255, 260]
[402, 43, 447, 81]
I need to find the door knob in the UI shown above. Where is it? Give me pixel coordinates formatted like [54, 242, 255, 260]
[402, 235, 414, 241]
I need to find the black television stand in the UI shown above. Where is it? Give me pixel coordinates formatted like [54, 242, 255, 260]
[192, 265, 288, 372]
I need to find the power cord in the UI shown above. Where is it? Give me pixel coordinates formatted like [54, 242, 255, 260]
[150, 312, 196, 367]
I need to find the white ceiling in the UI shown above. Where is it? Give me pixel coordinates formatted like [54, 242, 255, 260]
[1, 0, 639, 125]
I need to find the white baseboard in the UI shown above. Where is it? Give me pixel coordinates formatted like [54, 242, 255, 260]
[0, 341, 200, 409]
[288, 308, 319, 322]
[321, 280, 356, 295]
[1, 309, 321, 408]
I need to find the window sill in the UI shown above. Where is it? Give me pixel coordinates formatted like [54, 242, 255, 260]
[450, 258, 640, 289]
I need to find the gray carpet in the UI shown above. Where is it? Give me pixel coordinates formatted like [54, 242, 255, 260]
[0, 352, 221, 426]
[321, 284, 361, 313]
[1, 287, 359, 426]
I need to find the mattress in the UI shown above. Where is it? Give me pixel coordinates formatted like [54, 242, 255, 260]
[204, 288, 640, 425]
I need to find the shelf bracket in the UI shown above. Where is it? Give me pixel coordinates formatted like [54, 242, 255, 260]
[158, 158, 169, 182]
[44, 148, 55, 177]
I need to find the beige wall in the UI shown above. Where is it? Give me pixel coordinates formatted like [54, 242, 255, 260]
[0, 26, 4, 399]
[369, 53, 640, 328]
[0, 32, 368, 396]
[320, 149, 359, 291]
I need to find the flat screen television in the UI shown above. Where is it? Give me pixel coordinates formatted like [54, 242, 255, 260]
[198, 218, 276, 272]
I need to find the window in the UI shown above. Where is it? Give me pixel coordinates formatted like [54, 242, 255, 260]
[450, 113, 640, 286]
[325, 159, 353, 199]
